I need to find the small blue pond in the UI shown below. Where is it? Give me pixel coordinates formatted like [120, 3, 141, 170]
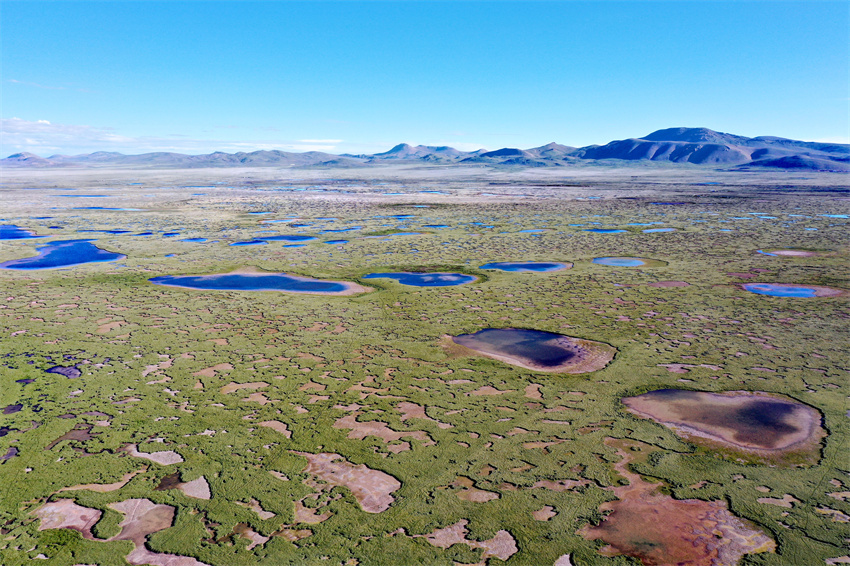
[480, 262, 567, 272]
[0, 225, 43, 240]
[261, 235, 317, 242]
[149, 272, 351, 294]
[0, 239, 125, 270]
[180, 238, 208, 242]
[362, 272, 476, 287]
[593, 257, 646, 267]
[230, 240, 269, 246]
[643, 228, 676, 233]
[743, 284, 818, 297]
[518, 229, 546, 233]
[324, 239, 348, 245]
[584, 228, 627, 234]
[424, 224, 449, 229]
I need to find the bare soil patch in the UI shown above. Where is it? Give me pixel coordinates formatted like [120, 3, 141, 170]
[292, 451, 401, 513]
[579, 438, 775, 566]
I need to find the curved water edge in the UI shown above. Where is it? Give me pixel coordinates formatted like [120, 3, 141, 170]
[362, 272, 477, 287]
[0, 239, 126, 270]
[479, 262, 571, 272]
[621, 389, 825, 465]
[0, 225, 44, 240]
[149, 268, 371, 296]
[742, 283, 845, 298]
[592, 257, 647, 267]
[450, 328, 615, 373]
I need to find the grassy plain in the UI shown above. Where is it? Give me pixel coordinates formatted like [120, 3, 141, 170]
[0, 164, 848, 565]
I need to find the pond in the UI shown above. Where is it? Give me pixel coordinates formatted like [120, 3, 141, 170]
[621, 389, 824, 460]
[593, 257, 646, 267]
[363, 272, 476, 287]
[451, 328, 615, 373]
[0, 225, 43, 240]
[743, 283, 818, 297]
[584, 228, 627, 234]
[149, 270, 368, 295]
[260, 235, 317, 243]
[0, 239, 126, 270]
[479, 262, 569, 272]
[230, 240, 269, 246]
[642, 228, 676, 233]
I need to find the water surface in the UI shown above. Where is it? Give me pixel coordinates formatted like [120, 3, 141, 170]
[593, 257, 646, 267]
[0, 225, 43, 240]
[453, 328, 577, 368]
[0, 239, 126, 270]
[149, 271, 357, 294]
[363, 272, 476, 287]
[480, 262, 568, 272]
[743, 284, 818, 297]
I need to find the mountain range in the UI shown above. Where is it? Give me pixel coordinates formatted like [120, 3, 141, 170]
[4, 128, 848, 171]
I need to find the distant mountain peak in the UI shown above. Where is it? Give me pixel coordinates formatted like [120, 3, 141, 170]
[641, 127, 748, 145]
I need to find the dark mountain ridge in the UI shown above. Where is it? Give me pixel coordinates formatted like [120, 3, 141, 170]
[4, 128, 847, 171]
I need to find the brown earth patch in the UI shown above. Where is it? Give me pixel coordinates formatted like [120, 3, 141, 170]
[32, 499, 102, 539]
[450, 476, 500, 502]
[758, 494, 799, 508]
[396, 402, 453, 429]
[193, 363, 233, 378]
[292, 451, 401, 513]
[123, 444, 184, 465]
[415, 519, 518, 562]
[59, 468, 147, 493]
[334, 412, 431, 451]
[579, 438, 775, 566]
[259, 420, 292, 438]
[236, 498, 276, 520]
[220, 381, 268, 394]
[533, 505, 557, 521]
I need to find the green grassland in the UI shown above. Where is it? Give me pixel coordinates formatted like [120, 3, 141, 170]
[0, 166, 848, 565]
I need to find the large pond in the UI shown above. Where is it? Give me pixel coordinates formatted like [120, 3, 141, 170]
[479, 262, 569, 272]
[0, 225, 43, 240]
[451, 328, 615, 373]
[622, 389, 824, 462]
[149, 270, 368, 295]
[0, 240, 126, 270]
[362, 272, 477, 287]
[593, 257, 646, 267]
[742, 283, 820, 297]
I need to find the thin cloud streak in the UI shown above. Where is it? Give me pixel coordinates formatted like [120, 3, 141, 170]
[0, 118, 343, 156]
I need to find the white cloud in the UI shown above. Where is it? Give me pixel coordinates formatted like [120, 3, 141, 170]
[0, 118, 344, 156]
[809, 136, 850, 145]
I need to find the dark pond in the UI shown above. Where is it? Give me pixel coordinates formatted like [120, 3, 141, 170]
[362, 272, 477, 287]
[149, 272, 351, 294]
[0, 239, 126, 270]
[156, 472, 183, 491]
[593, 257, 646, 267]
[261, 235, 317, 242]
[480, 262, 567, 272]
[46, 366, 82, 379]
[743, 283, 818, 298]
[625, 389, 808, 449]
[324, 239, 348, 244]
[3, 404, 23, 415]
[453, 328, 578, 368]
[0, 225, 43, 240]
[45, 423, 96, 450]
[16, 379, 35, 385]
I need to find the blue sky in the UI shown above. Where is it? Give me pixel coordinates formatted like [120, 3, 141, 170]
[2, 1, 848, 156]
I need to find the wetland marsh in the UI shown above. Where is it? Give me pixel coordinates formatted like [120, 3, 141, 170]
[0, 165, 848, 566]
